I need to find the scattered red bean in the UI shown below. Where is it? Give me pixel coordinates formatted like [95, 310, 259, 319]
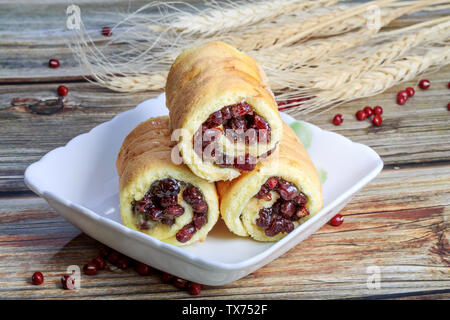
[188, 282, 203, 296]
[363, 106, 373, 117]
[355, 110, 367, 121]
[116, 256, 130, 269]
[135, 262, 151, 276]
[372, 115, 383, 126]
[107, 251, 120, 264]
[333, 114, 343, 125]
[57, 85, 69, 96]
[48, 59, 60, 68]
[160, 272, 174, 283]
[373, 106, 383, 115]
[329, 214, 344, 226]
[397, 95, 407, 105]
[61, 275, 75, 290]
[447, 102, 450, 111]
[405, 87, 415, 97]
[173, 277, 188, 289]
[83, 263, 98, 275]
[418, 79, 430, 89]
[448, 82, 450, 89]
[91, 256, 106, 270]
[397, 90, 408, 101]
[31, 272, 44, 285]
[101, 27, 112, 37]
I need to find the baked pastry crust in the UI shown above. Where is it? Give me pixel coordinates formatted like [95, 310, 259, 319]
[217, 123, 323, 241]
[117, 116, 220, 246]
[165, 41, 283, 182]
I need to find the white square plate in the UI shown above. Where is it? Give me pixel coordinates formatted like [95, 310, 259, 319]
[24, 93, 383, 285]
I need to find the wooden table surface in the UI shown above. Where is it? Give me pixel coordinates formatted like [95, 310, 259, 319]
[0, 1, 449, 300]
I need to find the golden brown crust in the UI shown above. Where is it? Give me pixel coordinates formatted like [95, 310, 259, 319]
[216, 123, 323, 241]
[116, 116, 220, 246]
[165, 41, 283, 182]
[116, 116, 174, 181]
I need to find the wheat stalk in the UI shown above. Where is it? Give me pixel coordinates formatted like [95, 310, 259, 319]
[279, 46, 450, 114]
[149, 0, 340, 36]
[312, 20, 450, 89]
[272, 0, 449, 48]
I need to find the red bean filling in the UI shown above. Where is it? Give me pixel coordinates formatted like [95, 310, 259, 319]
[255, 177, 310, 237]
[193, 101, 272, 171]
[131, 178, 208, 243]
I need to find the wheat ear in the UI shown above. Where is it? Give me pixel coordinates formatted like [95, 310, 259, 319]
[312, 19, 450, 89]
[287, 47, 450, 114]
[155, 0, 340, 36]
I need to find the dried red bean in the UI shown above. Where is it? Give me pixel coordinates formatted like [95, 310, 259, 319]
[373, 106, 383, 115]
[107, 251, 120, 264]
[48, 59, 60, 68]
[329, 214, 344, 226]
[176, 223, 196, 243]
[206, 111, 223, 127]
[193, 213, 207, 230]
[418, 79, 430, 89]
[278, 181, 299, 201]
[296, 206, 310, 218]
[160, 196, 177, 208]
[333, 114, 343, 125]
[116, 256, 131, 269]
[135, 262, 151, 276]
[188, 282, 203, 295]
[230, 101, 252, 117]
[233, 154, 256, 171]
[61, 275, 75, 290]
[280, 201, 296, 218]
[101, 26, 112, 37]
[363, 106, 373, 117]
[372, 115, 382, 126]
[294, 193, 308, 206]
[182, 186, 203, 205]
[405, 87, 415, 97]
[91, 256, 106, 270]
[265, 177, 279, 189]
[191, 200, 208, 214]
[355, 110, 367, 121]
[397, 90, 408, 100]
[32, 272, 44, 285]
[172, 277, 188, 289]
[57, 85, 68, 96]
[256, 208, 272, 230]
[160, 272, 174, 283]
[397, 96, 407, 105]
[83, 263, 98, 275]
[265, 216, 284, 237]
[163, 205, 184, 217]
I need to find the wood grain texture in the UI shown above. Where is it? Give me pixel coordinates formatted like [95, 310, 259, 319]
[0, 0, 449, 299]
[0, 165, 448, 299]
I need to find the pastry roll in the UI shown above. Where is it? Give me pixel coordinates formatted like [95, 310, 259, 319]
[165, 41, 283, 182]
[217, 123, 323, 241]
[117, 116, 220, 246]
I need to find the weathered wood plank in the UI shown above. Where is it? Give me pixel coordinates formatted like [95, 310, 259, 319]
[0, 165, 448, 299]
[0, 1, 446, 81]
